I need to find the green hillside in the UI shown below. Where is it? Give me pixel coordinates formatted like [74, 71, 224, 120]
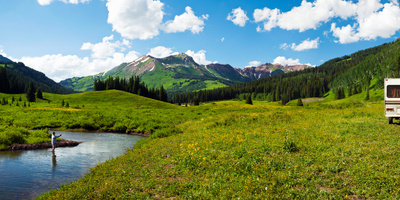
[174, 38, 400, 104]
[12, 89, 395, 199]
[0, 61, 74, 94]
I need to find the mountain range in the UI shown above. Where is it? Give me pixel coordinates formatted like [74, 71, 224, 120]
[60, 53, 310, 93]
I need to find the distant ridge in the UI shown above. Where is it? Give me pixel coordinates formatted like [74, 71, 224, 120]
[60, 53, 309, 94]
[0, 56, 74, 94]
[0, 55, 11, 63]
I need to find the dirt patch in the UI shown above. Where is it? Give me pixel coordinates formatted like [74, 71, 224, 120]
[127, 131, 150, 137]
[303, 98, 325, 103]
[1, 139, 81, 151]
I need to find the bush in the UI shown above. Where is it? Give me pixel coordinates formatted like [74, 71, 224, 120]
[245, 95, 253, 105]
[0, 127, 27, 145]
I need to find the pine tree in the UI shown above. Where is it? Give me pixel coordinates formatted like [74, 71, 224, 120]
[159, 85, 168, 102]
[0, 66, 10, 93]
[37, 87, 43, 99]
[26, 81, 36, 102]
[245, 94, 253, 105]
[297, 98, 304, 106]
[61, 100, 65, 107]
[365, 87, 370, 100]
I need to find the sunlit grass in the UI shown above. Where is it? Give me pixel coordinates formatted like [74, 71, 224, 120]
[29, 89, 400, 199]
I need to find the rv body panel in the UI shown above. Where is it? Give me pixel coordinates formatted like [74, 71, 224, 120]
[384, 78, 400, 123]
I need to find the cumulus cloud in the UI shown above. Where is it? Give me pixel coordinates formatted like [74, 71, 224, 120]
[19, 51, 139, 82]
[81, 35, 131, 58]
[281, 38, 320, 51]
[253, 0, 400, 43]
[106, 0, 164, 40]
[185, 50, 213, 65]
[162, 6, 209, 34]
[273, 56, 301, 66]
[147, 46, 176, 58]
[37, 0, 89, 5]
[254, 0, 357, 32]
[245, 61, 261, 68]
[330, 23, 360, 43]
[227, 7, 249, 27]
[14, 36, 140, 82]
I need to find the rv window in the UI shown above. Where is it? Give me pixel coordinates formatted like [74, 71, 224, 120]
[387, 85, 400, 98]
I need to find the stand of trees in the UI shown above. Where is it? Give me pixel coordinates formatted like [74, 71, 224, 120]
[94, 76, 168, 102]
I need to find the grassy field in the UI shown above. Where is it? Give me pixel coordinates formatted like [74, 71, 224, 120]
[2, 90, 400, 199]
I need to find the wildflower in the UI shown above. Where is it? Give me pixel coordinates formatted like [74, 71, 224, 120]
[265, 186, 268, 190]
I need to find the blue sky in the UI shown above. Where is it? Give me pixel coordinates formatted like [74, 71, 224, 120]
[1, 0, 400, 82]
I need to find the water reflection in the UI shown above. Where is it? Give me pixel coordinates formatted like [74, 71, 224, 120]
[51, 151, 57, 171]
[0, 131, 143, 200]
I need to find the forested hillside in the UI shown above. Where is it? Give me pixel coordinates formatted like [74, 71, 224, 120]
[173, 38, 399, 104]
[0, 61, 74, 94]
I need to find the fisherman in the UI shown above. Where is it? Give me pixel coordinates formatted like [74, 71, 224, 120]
[51, 132, 62, 152]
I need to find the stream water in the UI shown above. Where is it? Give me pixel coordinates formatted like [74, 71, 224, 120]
[0, 131, 143, 200]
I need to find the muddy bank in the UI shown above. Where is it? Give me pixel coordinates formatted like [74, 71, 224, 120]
[48, 128, 150, 137]
[1, 139, 81, 151]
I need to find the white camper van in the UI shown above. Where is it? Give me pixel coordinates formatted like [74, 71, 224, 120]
[385, 78, 400, 124]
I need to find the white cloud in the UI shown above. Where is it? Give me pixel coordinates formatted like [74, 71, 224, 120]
[281, 38, 320, 51]
[253, 0, 400, 44]
[357, 2, 400, 40]
[37, 0, 53, 5]
[273, 56, 301, 66]
[245, 61, 261, 68]
[18, 50, 139, 82]
[227, 7, 249, 27]
[147, 46, 175, 58]
[221, 37, 225, 42]
[162, 6, 208, 34]
[253, 7, 279, 31]
[293, 38, 320, 51]
[106, 0, 164, 40]
[185, 50, 213, 65]
[37, 0, 89, 5]
[19, 51, 139, 82]
[81, 35, 131, 58]
[13, 36, 140, 82]
[331, 23, 360, 43]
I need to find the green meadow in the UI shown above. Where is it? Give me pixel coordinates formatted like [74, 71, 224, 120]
[1, 90, 400, 199]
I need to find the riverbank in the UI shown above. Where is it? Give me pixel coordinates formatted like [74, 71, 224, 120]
[1, 139, 81, 151]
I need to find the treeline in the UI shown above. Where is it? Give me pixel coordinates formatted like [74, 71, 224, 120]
[94, 76, 168, 102]
[172, 40, 396, 104]
[0, 62, 74, 94]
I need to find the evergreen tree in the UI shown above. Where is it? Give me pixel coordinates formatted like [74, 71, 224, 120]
[297, 98, 304, 106]
[61, 100, 65, 107]
[65, 102, 69, 108]
[396, 56, 400, 78]
[365, 87, 370, 100]
[159, 85, 168, 102]
[347, 87, 352, 97]
[26, 81, 36, 102]
[0, 66, 10, 93]
[37, 87, 43, 99]
[192, 97, 199, 106]
[245, 95, 253, 105]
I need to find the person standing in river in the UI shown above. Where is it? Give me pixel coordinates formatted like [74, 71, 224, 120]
[51, 132, 62, 152]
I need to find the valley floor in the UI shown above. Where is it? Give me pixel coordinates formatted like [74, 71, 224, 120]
[31, 91, 400, 199]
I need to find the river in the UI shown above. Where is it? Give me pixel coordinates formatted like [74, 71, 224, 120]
[0, 131, 143, 200]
